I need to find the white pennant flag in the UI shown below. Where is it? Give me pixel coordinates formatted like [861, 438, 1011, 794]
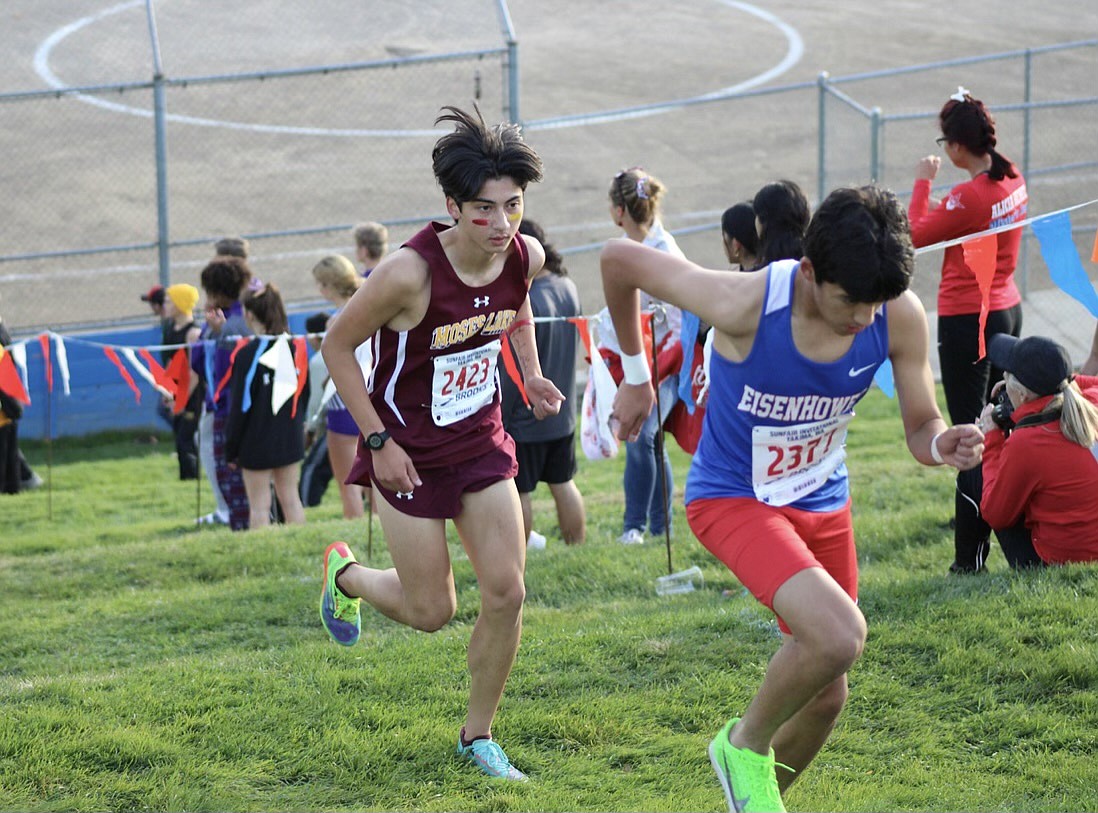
[258, 336, 298, 414]
[579, 320, 620, 460]
[319, 338, 372, 410]
[120, 347, 158, 389]
[53, 333, 72, 396]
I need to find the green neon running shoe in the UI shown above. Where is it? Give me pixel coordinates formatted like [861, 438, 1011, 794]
[708, 717, 787, 812]
[457, 735, 528, 781]
[319, 541, 361, 646]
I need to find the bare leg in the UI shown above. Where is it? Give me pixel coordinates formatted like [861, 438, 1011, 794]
[336, 479, 525, 739]
[336, 496, 456, 630]
[727, 568, 865, 776]
[548, 479, 586, 544]
[272, 464, 306, 524]
[242, 468, 272, 529]
[452, 479, 527, 738]
[771, 673, 849, 792]
[518, 490, 534, 541]
[327, 430, 366, 519]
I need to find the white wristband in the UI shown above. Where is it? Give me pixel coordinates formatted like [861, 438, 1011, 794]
[930, 432, 945, 465]
[620, 351, 652, 386]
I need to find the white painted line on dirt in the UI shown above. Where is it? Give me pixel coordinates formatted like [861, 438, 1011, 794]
[35, 0, 801, 137]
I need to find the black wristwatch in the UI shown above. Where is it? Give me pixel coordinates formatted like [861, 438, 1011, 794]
[366, 429, 390, 451]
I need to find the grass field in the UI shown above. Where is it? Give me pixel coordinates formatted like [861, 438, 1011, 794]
[3, 388, 1097, 812]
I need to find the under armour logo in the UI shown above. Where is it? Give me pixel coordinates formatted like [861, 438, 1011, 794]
[473, 296, 490, 308]
[945, 193, 964, 211]
[395, 490, 414, 500]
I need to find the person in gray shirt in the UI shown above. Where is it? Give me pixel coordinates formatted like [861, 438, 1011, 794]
[501, 219, 586, 546]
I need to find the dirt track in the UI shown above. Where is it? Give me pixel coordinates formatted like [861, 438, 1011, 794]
[1, 0, 1095, 334]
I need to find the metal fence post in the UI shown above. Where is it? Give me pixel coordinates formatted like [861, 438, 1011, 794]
[1020, 47, 1033, 296]
[507, 39, 520, 125]
[870, 106, 882, 183]
[817, 71, 829, 205]
[495, 0, 520, 125]
[145, 0, 171, 288]
[3, 38, 1096, 336]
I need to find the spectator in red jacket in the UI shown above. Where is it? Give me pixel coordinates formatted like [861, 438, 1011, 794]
[908, 87, 1029, 574]
[979, 334, 1098, 567]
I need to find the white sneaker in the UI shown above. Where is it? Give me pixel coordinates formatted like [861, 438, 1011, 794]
[618, 528, 645, 545]
[527, 530, 547, 550]
[196, 511, 229, 526]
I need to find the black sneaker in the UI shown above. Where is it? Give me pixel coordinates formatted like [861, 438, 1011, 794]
[948, 562, 987, 575]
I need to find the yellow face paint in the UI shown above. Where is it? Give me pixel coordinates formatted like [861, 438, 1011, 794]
[507, 210, 522, 223]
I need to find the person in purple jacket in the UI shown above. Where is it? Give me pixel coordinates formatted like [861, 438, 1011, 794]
[193, 255, 253, 530]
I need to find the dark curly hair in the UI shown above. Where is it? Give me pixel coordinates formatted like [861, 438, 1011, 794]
[200, 255, 252, 305]
[804, 186, 914, 304]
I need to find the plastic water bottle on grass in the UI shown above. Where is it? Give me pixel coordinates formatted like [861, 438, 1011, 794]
[655, 566, 704, 596]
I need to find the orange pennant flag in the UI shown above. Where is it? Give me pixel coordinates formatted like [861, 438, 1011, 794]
[1091, 226, 1098, 264]
[38, 333, 53, 392]
[290, 337, 309, 418]
[499, 332, 530, 408]
[138, 348, 172, 391]
[213, 338, 249, 406]
[962, 234, 998, 360]
[0, 346, 31, 406]
[104, 347, 142, 404]
[568, 316, 592, 361]
[164, 348, 191, 415]
[642, 312, 655, 366]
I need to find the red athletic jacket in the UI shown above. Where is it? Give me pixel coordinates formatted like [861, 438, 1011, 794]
[908, 172, 1027, 316]
[981, 375, 1098, 564]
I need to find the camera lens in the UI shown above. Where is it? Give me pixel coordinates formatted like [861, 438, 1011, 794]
[991, 389, 1015, 431]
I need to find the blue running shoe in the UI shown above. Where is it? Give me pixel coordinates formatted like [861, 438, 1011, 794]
[457, 735, 528, 781]
[320, 541, 361, 646]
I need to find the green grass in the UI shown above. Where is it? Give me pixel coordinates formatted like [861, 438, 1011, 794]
[3, 390, 1096, 812]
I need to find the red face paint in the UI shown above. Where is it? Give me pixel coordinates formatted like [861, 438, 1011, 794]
[471, 218, 489, 226]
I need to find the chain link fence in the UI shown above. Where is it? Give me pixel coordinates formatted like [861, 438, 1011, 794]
[1, 0, 516, 332]
[2, 3, 1095, 349]
[818, 41, 1098, 311]
[526, 40, 1098, 345]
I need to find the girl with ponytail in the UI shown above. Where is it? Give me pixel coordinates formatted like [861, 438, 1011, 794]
[599, 166, 684, 545]
[752, 179, 810, 269]
[908, 87, 1030, 574]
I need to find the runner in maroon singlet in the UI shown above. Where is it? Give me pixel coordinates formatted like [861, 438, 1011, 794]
[319, 106, 563, 780]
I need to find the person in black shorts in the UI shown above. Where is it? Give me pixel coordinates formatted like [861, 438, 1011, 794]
[501, 219, 586, 547]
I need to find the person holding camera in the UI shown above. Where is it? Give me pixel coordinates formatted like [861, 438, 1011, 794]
[978, 334, 1098, 567]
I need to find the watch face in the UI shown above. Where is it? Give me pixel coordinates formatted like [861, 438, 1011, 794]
[368, 432, 386, 450]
